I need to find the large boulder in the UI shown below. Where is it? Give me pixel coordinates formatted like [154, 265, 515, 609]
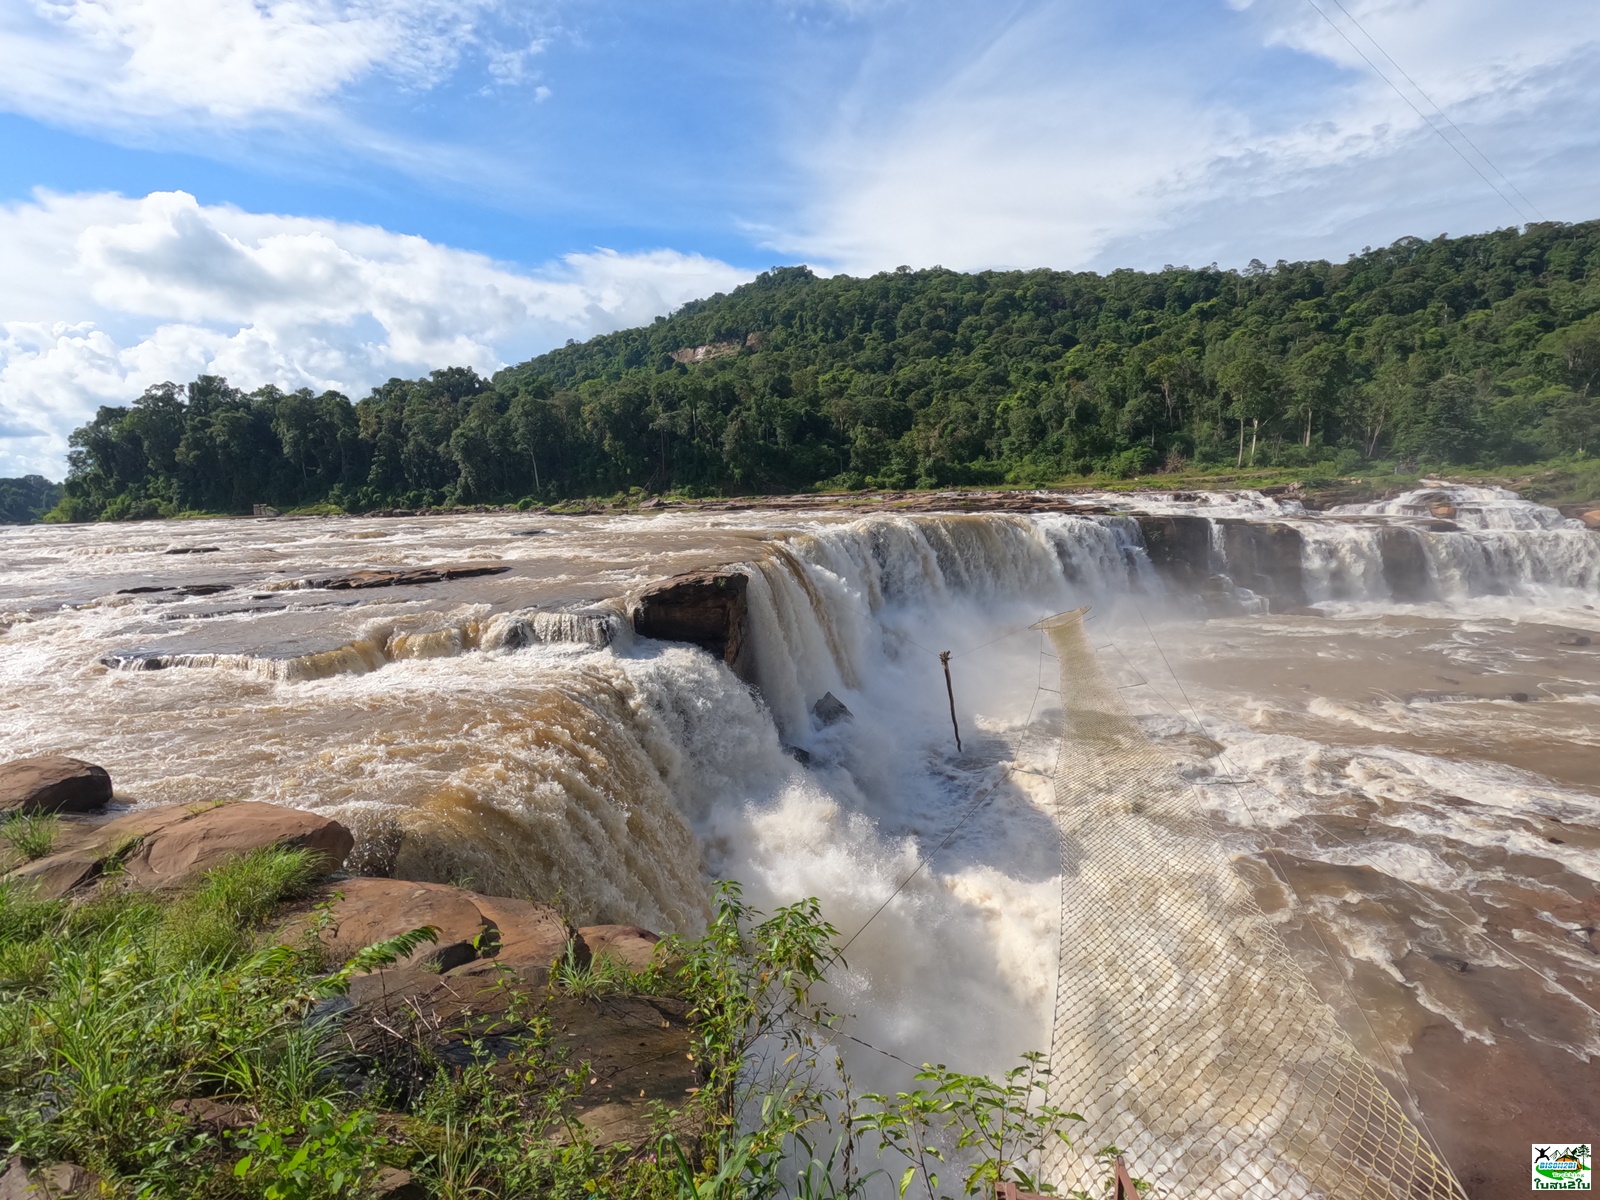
[462, 891, 583, 975]
[631, 571, 750, 672]
[1581, 509, 1600, 531]
[297, 877, 491, 973]
[121, 801, 353, 889]
[7, 801, 353, 897]
[291, 879, 579, 978]
[0, 756, 111, 816]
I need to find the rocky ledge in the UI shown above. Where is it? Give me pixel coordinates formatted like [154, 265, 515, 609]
[0, 758, 698, 1170]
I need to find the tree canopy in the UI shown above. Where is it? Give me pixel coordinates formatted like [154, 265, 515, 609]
[40, 220, 1600, 521]
[0, 475, 63, 524]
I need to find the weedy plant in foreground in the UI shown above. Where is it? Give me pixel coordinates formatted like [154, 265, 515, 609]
[0, 859, 1113, 1198]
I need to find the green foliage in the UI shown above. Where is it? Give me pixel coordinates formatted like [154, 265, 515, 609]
[233, 1099, 382, 1199]
[856, 1054, 1079, 1199]
[0, 813, 59, 860]
[46, 221, 1600, 520]
[0, 864, 1112, 1199]
[0, 475, 63, 524]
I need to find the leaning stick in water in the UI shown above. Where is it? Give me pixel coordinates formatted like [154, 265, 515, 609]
[939, 650, 962, 752]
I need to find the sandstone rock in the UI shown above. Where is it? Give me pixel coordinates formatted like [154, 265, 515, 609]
[456, 892, 582, 977]
[170, 1097, 253, 1132]
[1135, 515, 1216, 592]
[121, 801, 353, 889]
[0, 1159, 98, 1198]
[1215, 520, 1308, 610]
[553, 995, 698, 1147]
[578, 925, 663, 973]
[7, 803, 211, 896]
[812, 692, 852, 726]
[632, 571, 749, 672]
[368, 1167, 425, 1200]
[303, 877, 491, 972]
[1429, 502, 1458, 520]
[0, 756, 111, 816]
[1580, 509, 1600, 531]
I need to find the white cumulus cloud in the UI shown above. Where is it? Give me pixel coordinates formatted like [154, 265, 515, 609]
[0, 190, 752, 478]
[0, 0, 519, 125]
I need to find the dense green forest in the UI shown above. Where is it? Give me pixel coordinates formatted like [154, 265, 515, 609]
[0, 475, 63, 524]
[39, 220, 1600, 521]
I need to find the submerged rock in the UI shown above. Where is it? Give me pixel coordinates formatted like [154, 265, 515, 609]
[812, 692, 852, 726]
[308, 564, 510, 590]
[0, 755, 112, 816]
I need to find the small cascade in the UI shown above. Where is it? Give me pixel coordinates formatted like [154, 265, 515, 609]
[102, 608, 615, 680]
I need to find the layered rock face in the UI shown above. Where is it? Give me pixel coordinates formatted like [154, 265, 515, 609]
[631, 571, 751, 674]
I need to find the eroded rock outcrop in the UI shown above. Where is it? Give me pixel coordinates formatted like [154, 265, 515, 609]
[632, 571, 750, 673]
[0, 1158, 98, 1199]
[0, 756, 112, 816]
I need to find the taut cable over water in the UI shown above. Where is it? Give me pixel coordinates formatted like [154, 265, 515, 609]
[1037, 606, 1467, 1199]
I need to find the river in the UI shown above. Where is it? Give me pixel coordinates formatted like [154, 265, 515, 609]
[1, 484, 1596, 1197]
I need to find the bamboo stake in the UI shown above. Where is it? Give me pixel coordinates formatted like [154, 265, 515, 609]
[939, 650, 962, 752]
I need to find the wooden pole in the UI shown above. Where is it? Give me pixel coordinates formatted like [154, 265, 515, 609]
[939, 650, 962, 752]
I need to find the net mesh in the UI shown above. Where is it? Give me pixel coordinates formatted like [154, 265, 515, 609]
[1037, 608, 1466, 1200]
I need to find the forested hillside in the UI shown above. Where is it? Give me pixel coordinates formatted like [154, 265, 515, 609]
[44, 221, 1600, 520]
[0, 475, 63, 524]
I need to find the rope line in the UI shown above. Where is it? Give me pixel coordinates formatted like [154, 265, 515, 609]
[1300, 0, 1535, 223]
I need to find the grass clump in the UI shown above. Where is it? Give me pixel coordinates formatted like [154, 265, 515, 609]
[0, 812, 60, 860]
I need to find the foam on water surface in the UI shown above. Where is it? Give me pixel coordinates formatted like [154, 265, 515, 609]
[1, 494, 1598, 1193]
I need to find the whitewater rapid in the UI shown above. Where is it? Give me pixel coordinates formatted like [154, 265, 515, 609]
[1, 484, 1597, 1194]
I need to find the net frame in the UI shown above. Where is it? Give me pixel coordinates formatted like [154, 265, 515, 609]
[1037, 608, 1466, 1200]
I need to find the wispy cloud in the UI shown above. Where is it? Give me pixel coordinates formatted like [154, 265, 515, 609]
[777, 0, 1600, 273]
[0, 190, 752, 477]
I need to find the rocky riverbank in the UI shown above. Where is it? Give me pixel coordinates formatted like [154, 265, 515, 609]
[0, 755, 701, 1198]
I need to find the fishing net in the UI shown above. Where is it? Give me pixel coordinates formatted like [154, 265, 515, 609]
[1037, 608, 1466, 1200]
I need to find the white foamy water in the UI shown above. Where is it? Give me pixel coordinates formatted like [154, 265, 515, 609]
[1, 488, 1597, 1195]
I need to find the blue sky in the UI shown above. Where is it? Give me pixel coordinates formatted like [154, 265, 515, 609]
[2, 0, 1598, 476]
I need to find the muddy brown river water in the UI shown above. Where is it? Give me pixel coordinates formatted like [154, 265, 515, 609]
[1, 484, 1596, 1197]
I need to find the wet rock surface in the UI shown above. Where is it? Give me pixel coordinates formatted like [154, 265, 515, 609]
[303, 564, 510, 590]
[632, 570, 750, 671]
[0, 756, 112, 816]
